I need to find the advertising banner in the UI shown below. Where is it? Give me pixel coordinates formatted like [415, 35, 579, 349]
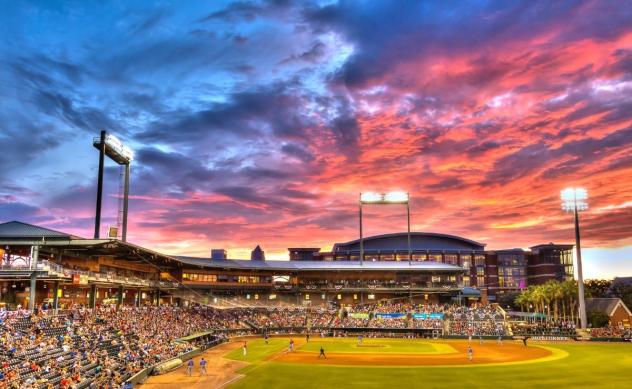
[349, 313, 369, 319]
[412, 313, 444, 320]
[375, 313, 406, 319]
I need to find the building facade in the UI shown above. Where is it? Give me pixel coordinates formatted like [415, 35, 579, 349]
[0, 221, 574, 310]
[289, 232, 574, 301]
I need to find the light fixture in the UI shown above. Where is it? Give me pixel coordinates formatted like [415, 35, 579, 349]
[360, 191, 409, 204]
[561, 187, 588, 211]
[561, 187, 588, 329]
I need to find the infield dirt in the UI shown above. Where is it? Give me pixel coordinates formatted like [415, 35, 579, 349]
[273, 340, 552, 366]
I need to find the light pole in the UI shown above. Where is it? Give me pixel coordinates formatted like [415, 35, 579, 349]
[561, 187, 588, 329]
[359, 192, 411, 265]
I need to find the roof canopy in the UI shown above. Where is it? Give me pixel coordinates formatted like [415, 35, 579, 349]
[333, 232, 486, 252]
[176, 256, 464, 272]
[0, 221, 81, 239]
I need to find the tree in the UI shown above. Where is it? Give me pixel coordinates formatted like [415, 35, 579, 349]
[587, 310, 609, 328]
[513, 280, 580, 324]
[610, 282, 632, 309]
[584, 279, 612, 298]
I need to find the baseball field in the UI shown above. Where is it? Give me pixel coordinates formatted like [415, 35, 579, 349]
[142, 337, 632, 388]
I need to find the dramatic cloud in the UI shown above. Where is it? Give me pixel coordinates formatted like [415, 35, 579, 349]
[1, 0, 632, 276]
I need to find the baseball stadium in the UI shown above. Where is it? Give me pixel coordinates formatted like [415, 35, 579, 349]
[0, 181, 631, 388]
[3, 2, 632, 387]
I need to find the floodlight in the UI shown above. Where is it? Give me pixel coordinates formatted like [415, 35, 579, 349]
[93, 130, 133, 242]
[360, 191, 409, 204]
[360, 192, 383, 203]
[358, 191, 412, 265]
[105, 134, 135, 162]
[384, 191, 409, 203]
[561, 187, 588, 211]
[560, 187, 588, 329]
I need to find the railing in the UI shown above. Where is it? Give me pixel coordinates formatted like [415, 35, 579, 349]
[298, 282, 462, 291]
[0, 260, 179, 289]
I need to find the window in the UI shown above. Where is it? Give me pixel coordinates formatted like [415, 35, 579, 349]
[476, 267, 485, 276]
[444, 254, 458, 265]
[365, 254, 379, 261]
[412, 254, 427, 261]
[477, 276, 485, 286]
[428, 254, 443, 262]
[238, 276, 260, 283]
[498, 253, 525, 266]
[474, 255, 486, 266]
[463, 276, 470, 286]
[396, 253, 410, 261]
[305, 294, 310, 300]
[381, 254, 395, 261]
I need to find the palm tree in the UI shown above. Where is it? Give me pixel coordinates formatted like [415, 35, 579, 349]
[544, 281, 562, 322]
[562, 280, 577, 324]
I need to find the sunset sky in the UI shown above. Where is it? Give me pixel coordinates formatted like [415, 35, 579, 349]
[1, 1, 632, 278]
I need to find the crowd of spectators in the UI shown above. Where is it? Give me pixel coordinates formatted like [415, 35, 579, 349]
[0, 306, 221, 388]
[331, 316, 369, 328]
[588, 326, 632, 340]
[511, 321, 577, 337]
[411, 318, 443, 329]
[445, 306, 506, 336]
[368, 317, 408, 329]
[5, 300, 619, 389]
[306, 309, 337, 328]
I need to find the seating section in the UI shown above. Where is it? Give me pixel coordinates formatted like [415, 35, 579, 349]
[0, 307, 221, 388]
[1, 302, 608, 387]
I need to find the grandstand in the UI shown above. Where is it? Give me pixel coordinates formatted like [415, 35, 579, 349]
[1, 220, 630, 388]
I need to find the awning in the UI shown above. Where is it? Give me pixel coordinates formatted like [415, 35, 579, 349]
[459, 287, 481, 297]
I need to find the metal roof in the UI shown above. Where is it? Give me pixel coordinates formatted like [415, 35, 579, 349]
[332, 232, 486, 252]
[174, 256, 464, 272]
[585, 298, 632, 317]
[0, 221, 81, 239]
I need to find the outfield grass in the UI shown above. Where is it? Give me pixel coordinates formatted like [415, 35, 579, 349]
[225, 337, 289, 363]
[227, 340, 632, 389]
[297, 337, 456, 354]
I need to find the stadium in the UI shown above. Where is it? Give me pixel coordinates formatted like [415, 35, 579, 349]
[3, 2, 632, 388]
[0, 209, 631, 388]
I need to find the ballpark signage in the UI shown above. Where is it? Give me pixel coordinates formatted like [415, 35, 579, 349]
[412, 313, 444, 320]
[349, 313, 369, 319]
[375, 313, 406, 319]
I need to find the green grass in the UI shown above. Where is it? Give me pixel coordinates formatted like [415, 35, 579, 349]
[227, 340, 632, 389]
[297, 337, 455, 354]
[225, 338, 290, 363]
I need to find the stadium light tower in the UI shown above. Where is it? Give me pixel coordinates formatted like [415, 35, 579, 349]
[561, 187, 588, 329]
[359, 192, 411, 265]
[94, 130, 134, 242]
